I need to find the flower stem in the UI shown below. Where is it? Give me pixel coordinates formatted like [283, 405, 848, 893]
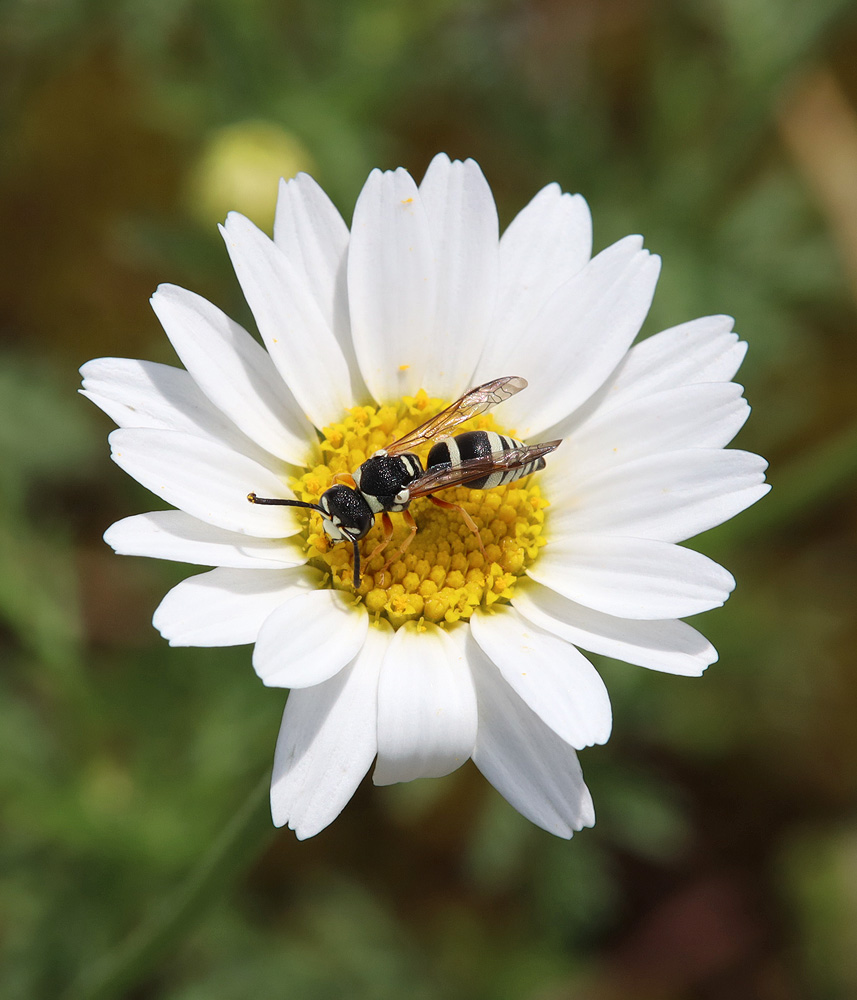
[64, 773, 275, 1000]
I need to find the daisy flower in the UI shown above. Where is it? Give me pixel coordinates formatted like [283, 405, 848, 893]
[81, 154, 769, 840]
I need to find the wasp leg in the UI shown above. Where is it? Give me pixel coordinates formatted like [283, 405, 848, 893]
[428, 495, 487, 559]
[365, 511, 395, 566]
[377, 510, 419, 585]
[332, 472, 357, 489]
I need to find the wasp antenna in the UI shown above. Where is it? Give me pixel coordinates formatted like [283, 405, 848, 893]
[247, 494, 324, 512]
[352, 540, 361, 589]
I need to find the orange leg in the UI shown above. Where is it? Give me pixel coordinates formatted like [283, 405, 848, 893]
[428, 495, 487, 558]
[333, 472, 357, 488]
[365, 511, 395, 565]
[379, 509, 419, 579]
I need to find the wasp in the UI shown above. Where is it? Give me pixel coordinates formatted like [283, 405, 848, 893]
[248, 376, 561, 588]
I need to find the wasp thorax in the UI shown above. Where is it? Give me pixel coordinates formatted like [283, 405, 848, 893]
[290, 392, 550, 629]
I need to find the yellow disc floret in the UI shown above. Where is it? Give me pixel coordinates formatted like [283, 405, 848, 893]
[289, 390, 550, 629]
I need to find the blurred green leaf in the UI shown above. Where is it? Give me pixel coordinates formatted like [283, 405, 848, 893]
[0, 356, 97, 668]
[778, 825, 857, 998]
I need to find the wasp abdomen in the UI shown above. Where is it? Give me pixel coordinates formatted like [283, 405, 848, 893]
[427, 430, 545, 490]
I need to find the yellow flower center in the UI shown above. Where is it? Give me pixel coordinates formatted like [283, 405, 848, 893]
[291, 389, 549, 629]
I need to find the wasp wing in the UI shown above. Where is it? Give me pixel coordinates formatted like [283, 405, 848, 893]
[407, 440, 561, 498]
[384, 376, 528, 456]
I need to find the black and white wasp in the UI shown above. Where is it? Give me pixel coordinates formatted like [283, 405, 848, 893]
[248, 376, 561, 588]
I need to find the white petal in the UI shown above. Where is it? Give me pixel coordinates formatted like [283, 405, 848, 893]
[273, 173, 368, 403]
[80, 358, 267, 462]
[543, 317, 750, 443]
[618, 315, 748, 392]
[220, 212, 354, 428]
[104, 511, 306, 568]
[253, 590, 369, 689]
[417, 154, 499, 398]
[528, 534, 735, 620]
[373, 621, 477, 785]
[153, 566, 320, 646]
[150, 284, 314, 466]
[475, 183, 592, 381]
[470, 606, 611, 749]
[551, 449, 771, 543]
[271, 620, 389, 839]
[466, 631, 595, 837]
[543, 382, 750, 487]
[108, 428, 301, 538]
[490, 237, 662, 438]
[347, 167, 437, 402]
[273, 173, 348, 333]
[597, 316, 747, 415]
[512, 579, 716, 676]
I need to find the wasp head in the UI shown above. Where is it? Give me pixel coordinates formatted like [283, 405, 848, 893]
[317, 484, 374, 544]
[247, 484, 373, 588]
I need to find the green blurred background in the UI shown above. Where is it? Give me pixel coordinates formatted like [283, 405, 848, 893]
[3, 0, 857, 997]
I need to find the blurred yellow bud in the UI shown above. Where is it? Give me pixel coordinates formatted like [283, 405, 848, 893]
[189, 121, 316, 232]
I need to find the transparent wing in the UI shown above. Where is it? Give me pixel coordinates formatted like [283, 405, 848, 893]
[408, 440, 561, 498]
[385, 376, 528, 456]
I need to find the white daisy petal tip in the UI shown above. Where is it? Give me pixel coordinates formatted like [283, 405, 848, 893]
[103, 511, 308, 569]
[467, 630, 599, 836]
[150, 281, 175, 305]
[511, 580, 721, 678]
[269, 620, 389, 838]
[252, 590, 369, 690]
[84, 153, 770, 839]
[152, 567, 323, 648]
[471, 606, 613, 751]
[426, 150, 452, 168]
